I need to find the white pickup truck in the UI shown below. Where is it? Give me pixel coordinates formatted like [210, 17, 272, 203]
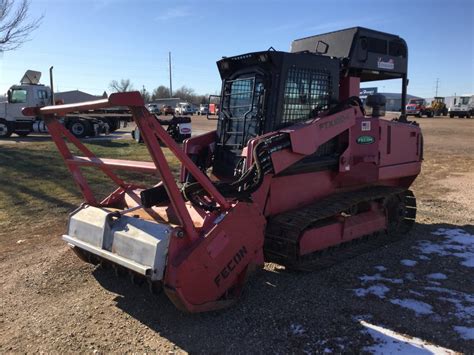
[175, 102, 193, 115]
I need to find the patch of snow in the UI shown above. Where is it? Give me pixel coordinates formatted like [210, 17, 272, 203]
[374, 265, 387, 272]
[323, 348, 332, 353]
[416, 228, 474, 268]
[360, 273, 403, 284]
[409, 290, 425, 297]
[401, 259, 417, 267]
[427, 273, 447, 280]
[405, 273, 416, 281]
[424, 287, 474, 302]
[290, 323, 305, 336]
[424, 287, 474, 321]
[361, 320, 456, 354]
[428, 281, 441, 286]
[417, 255, 430, 261]
[453, 251, 474, 267]
[390, 298, 433, 315]
[454, 326, 474, 340]
[354, 284, 390, 299]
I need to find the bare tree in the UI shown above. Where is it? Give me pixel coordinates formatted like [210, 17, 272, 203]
[109, 79, 134, 92]
[0, 0, 43, 51]
[173, 85, 195, 102]
[140, 85, 151, 103]
[152, 85, 170, 100]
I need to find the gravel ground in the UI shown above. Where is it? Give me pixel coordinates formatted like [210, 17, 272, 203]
[0, 117, 473, 353]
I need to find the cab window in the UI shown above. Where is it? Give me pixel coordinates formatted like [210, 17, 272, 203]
[36, 90, 49, 100]
[9, 89, 28, 103]
[281, 67, 332, 126]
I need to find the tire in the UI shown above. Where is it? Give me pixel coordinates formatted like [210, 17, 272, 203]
[466, 113, 471, 118]
[16, 131, 30, 137]
[69, 119, 91, 138]
[0, 120, 13, 138]
[109, 119, 120, 132]
[450, 113, 454, 118]
[417, 113, 423, 118]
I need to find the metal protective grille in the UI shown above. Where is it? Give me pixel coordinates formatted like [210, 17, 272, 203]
[282, 68, 332, 125]
[226, 78, 255, 118]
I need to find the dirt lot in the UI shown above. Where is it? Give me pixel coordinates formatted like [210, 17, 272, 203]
[0, 117, 473, 353]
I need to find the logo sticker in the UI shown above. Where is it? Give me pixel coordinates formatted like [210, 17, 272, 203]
[361, 121, 371, 131]
[377, 57, 394, 70]
[356, 135, 375, 145]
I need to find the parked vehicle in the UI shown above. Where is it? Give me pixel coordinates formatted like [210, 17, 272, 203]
[161, 105, 175, 116]
[448, 95, 474, 118]
[429, 97, 448, 116]
[406, 98, 433, 117]
[132, 115, 191, 143]
[198, 104, 209, 115]
[0, 70, 128, 138]
[34, 27, 422, 313]
[175, 102, 193, 115]
[147, 104, 161, 114]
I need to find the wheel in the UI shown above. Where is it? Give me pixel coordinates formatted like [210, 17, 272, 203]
[0, 120, 13, 138]
[69, 119, 91, 138]
[466, 113, 471, 118]
[16, 131, 30, 137]
[108, 119, 119, 132]
[450, 113, 454, 118]
[416, 112, 422, 118]
[132, 128, 143, 143]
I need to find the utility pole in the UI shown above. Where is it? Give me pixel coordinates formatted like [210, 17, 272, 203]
[435, 78, 439, 97]
[169, 51, 173, 97]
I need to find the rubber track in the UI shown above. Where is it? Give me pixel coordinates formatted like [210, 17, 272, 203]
[264, 186, 416, 271]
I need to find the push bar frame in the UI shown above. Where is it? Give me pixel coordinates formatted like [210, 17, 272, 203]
[22, 91, 231, 241]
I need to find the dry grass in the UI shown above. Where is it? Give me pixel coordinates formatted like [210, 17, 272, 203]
[0, 140, 180, 240]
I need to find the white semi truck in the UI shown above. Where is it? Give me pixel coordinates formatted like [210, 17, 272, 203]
[448, 95, 474, 118]
[0, 70, 129, 138]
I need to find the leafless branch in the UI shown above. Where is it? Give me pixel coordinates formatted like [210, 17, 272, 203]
[0, 0, 43, 51]
[109, 79, 134, 92]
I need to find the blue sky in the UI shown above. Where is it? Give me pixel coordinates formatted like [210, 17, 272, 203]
[0, 0, 473, 98]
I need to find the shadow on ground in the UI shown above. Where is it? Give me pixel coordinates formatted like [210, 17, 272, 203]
[92, 222, 474, 353]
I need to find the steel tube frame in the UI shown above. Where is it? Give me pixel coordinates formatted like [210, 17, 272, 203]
[22, 92, 231, 241]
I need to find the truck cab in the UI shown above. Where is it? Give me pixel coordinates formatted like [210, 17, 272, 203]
[449, 95, 474, 118]
[406, 98, 429, 117]
[0, 70, 51, 137]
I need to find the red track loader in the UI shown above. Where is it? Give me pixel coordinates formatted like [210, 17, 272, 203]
[24, 27, 422, 312]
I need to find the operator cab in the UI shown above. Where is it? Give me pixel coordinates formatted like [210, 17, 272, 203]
[213, 51, 339, 178]
[213, 27, 409, 179]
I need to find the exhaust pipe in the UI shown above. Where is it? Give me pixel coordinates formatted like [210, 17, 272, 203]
[49, 66, 55, 106]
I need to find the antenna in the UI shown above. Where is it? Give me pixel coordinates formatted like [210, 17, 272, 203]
[435, 78, 439, 97]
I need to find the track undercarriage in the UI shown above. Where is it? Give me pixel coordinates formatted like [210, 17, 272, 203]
[265, 186, 416, 271]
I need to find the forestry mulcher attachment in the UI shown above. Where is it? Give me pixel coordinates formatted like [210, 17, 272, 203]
[24, 27, 422, 312]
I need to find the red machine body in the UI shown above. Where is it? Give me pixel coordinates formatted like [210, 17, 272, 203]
[24, 27, 422, 312]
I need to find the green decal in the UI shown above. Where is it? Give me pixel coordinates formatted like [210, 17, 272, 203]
[356, 135, 375, 144]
